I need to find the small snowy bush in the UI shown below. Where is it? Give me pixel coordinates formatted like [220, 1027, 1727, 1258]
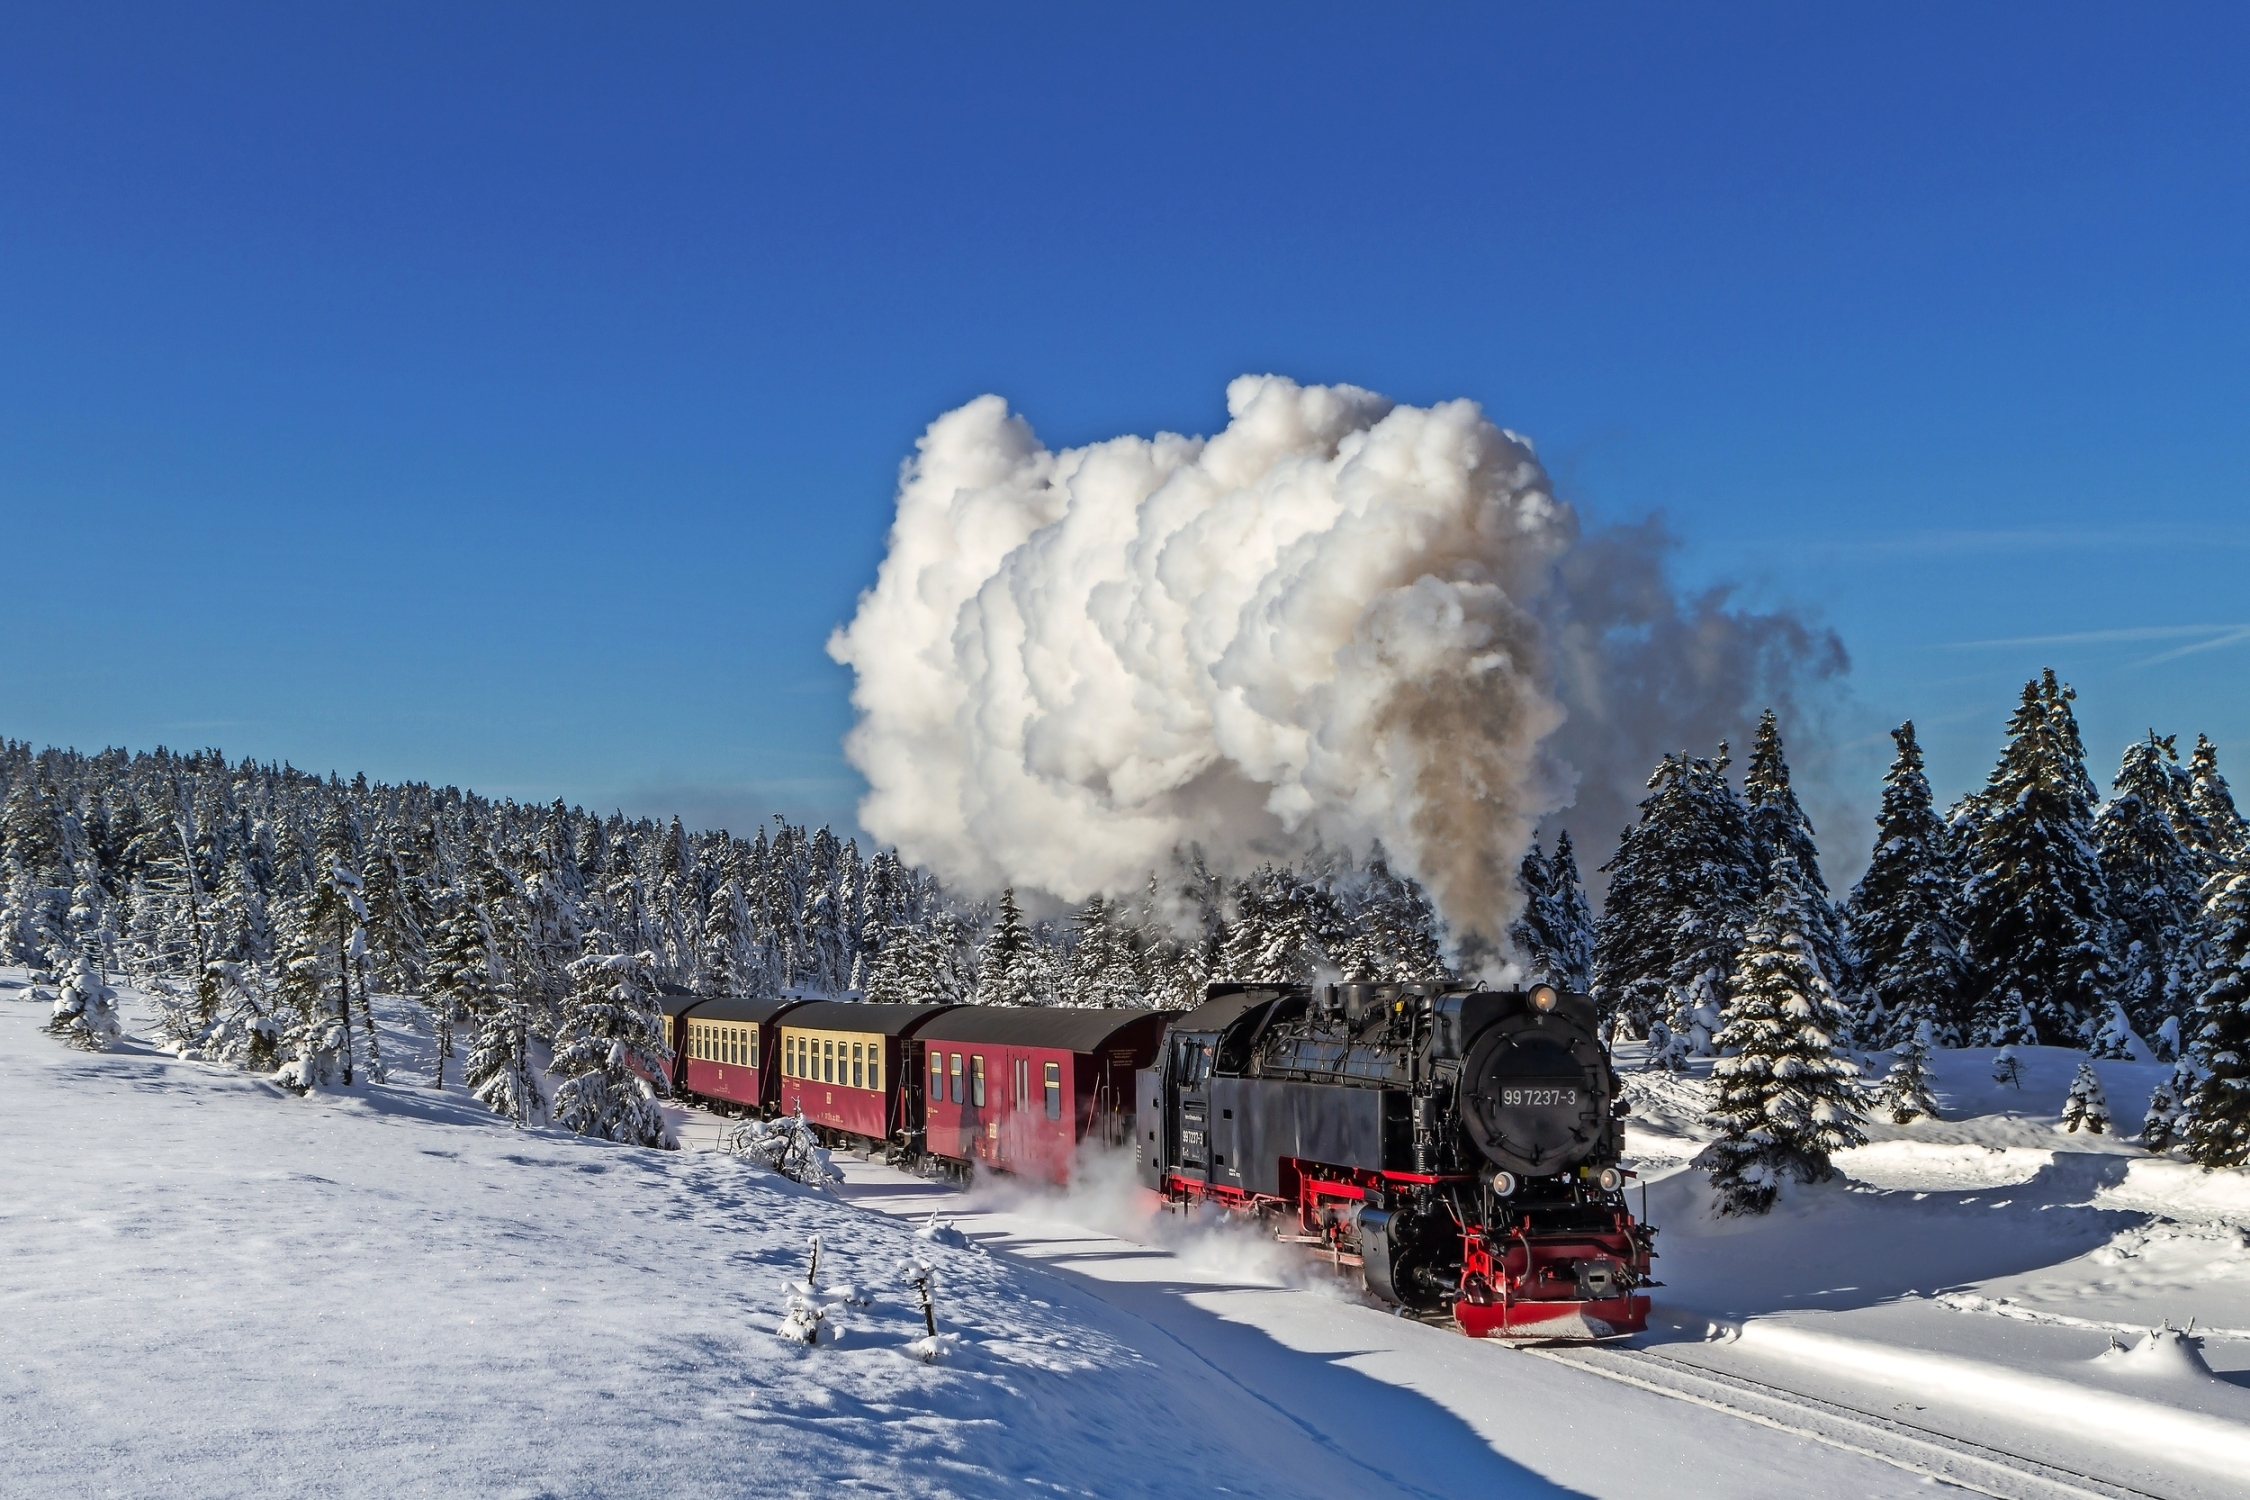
[2088, 1002, 2136, 1061]
[45, 954, 121, 1051]
[776, 1235, 857, 1347]
[1991, 1047, 2024, 1089]
[2140, 1072, 2185, 1152]
[722, 1110, 837, 1188]
[159, 961, 281, 1069]
[914, 1209, 974, 1251]
[1641, 1020, 1688, 1074]
[2061, 1060, 2110, 1134]
[1874, 1022, 1941, 1125]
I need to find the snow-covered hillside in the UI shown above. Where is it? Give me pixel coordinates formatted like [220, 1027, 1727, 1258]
[7, 973, 2249, 1499]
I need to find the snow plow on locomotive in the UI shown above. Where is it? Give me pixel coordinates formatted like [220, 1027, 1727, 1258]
[1135, 982, 1655, 1339]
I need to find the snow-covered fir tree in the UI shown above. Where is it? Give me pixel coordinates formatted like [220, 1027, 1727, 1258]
[1702, 857, 1868, 1215]
[2184, 872, 2250, 1167]
[271, 900, 348, 1092]
[701, 870, 745, 996]
[2061, 1060, 2110, 1135]
[551, 940, 672, 1147]
[1595, 748, 1762, 1050]
[45, 951, 122, 1051]
[2095, 733, 2208, 1036]
[975, 888, 1034, 1005]
[1744, 710, 1850, 989]
[1846, 722, 1968, 1045]
[2186, 735, 2248, 868]
[1958, 672, 2117, 1046]
[2140, 1064, 2190, 1152]
[1510, 832, 1595, 990]
[1875, 1020, 1940, 1124]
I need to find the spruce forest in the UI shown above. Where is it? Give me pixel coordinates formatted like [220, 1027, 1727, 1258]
[7, 666, 2249, 1165]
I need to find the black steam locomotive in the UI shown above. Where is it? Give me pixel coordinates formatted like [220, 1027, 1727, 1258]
[1135, 981, 1654, 1338]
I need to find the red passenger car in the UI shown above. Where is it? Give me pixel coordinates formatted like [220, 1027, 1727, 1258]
[913, 1007, 1167, 1186]
[679, 996, 813, 1113]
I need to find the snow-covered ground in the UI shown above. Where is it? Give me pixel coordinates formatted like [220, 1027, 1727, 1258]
[5, 972, 2248, 1498]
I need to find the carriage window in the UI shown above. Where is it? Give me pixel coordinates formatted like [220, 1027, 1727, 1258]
[824, 1039, 835, 1084]
[748, 1031, 758, 1070]
[950, 1052, 964, 1104]
[930, 1050, 944, 1102]
[852, 1042, 864, 1089]
[1044, 1062, 1062, 1120]
[971, 1055, 986, 1108]
[868, 1054, 879, 1092]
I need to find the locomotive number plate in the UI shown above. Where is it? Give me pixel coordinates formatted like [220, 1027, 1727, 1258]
[1501, 1088, 1579, 1107]
[1181, 1130, 1205, 1147]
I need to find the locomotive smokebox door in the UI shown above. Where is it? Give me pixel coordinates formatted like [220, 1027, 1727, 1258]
[1459, 1017, 1613, 1177]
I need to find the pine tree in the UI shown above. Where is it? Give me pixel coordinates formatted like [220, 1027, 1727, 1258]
[2140, 1062, 2190, 1152]
[272, 901, 347, 1092]
[1846, 723, 1969, 1045]
[552, 941, 673, 1147]
[1511, 833, 1595, 990]
[2187, 736, 2247, 867]
[1744, 710, 1850, 988]
[1958, 672, 2117, 1045]
[978, 888, 1033, 1005]
[425, 890, 500, 1090]
[2061, 1060, 2110, 1134]
[1991, 1046, 2024, 1089]
[2096, 733, 2207, 1036]
[45, 952, 122, 1051]
[1876, 1021, 1941, 1124]
[2184, 873, 2250, 1167]
[1702, 857, 1868, 1214]
[702, 873, 744, 995]
[1595, 748, 1763, 1046]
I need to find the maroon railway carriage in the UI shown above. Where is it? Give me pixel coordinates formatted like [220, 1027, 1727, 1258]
[655, 987, 713, 1094]
[777, 1001, 960, 1151]
[913, 1006, 1168, 1186]
[678, 995, 814, 1113]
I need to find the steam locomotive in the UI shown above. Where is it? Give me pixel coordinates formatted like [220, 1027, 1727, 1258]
[1134, 981, 1655, 1338]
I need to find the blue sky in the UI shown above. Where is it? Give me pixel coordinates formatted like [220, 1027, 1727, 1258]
[5, 3, 2247, 871]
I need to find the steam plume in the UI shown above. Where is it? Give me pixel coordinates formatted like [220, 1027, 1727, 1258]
[829, 376, 1846, 952]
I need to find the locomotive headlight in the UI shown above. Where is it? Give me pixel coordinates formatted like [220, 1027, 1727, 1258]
[1530, 985, 1557, 1013]
[1490, 1171, 1518, 1198]
[1596, 1167, 1624, 1192]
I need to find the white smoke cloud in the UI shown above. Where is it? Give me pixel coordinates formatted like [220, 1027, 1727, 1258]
[829, 375, 1849, 951]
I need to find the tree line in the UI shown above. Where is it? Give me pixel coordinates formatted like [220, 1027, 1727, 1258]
[1567, 670, 2250, 1179]
[9, 664, 2250, 1170]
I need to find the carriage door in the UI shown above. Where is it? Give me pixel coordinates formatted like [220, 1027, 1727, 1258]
[1170, 1034, 1215, 1186]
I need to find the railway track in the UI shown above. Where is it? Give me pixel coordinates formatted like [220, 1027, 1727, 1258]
[1520, 1342, 2172, 1500]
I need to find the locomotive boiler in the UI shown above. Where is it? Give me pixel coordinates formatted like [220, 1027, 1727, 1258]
[1134, 981, 1654, 1338]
